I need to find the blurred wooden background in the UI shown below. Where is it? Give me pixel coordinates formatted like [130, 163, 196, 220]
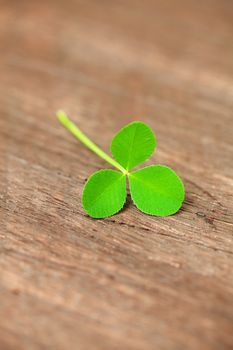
[1, 0, 233, 349]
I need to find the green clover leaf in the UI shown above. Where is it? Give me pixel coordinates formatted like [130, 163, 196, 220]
[111, 121, 156, 171]
[82, 170, 126, 218]
[57, 111, 185, 219]
[129, 165, 185, 216]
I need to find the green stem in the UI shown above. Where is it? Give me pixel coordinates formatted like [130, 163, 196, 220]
[57, 111, 127, 175]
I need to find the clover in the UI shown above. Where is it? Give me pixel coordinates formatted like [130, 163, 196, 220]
[57, 111, 185, 218]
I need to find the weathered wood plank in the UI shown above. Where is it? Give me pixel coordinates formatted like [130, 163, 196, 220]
[1, 0, 233, 349]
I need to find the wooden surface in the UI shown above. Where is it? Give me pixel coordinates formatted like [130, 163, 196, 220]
[1, 0, 233, 349]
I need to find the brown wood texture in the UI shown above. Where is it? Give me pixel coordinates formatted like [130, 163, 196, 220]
[1, 0, 233, 349]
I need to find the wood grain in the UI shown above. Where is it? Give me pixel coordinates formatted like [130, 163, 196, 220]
[1, 0, 233, 349]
